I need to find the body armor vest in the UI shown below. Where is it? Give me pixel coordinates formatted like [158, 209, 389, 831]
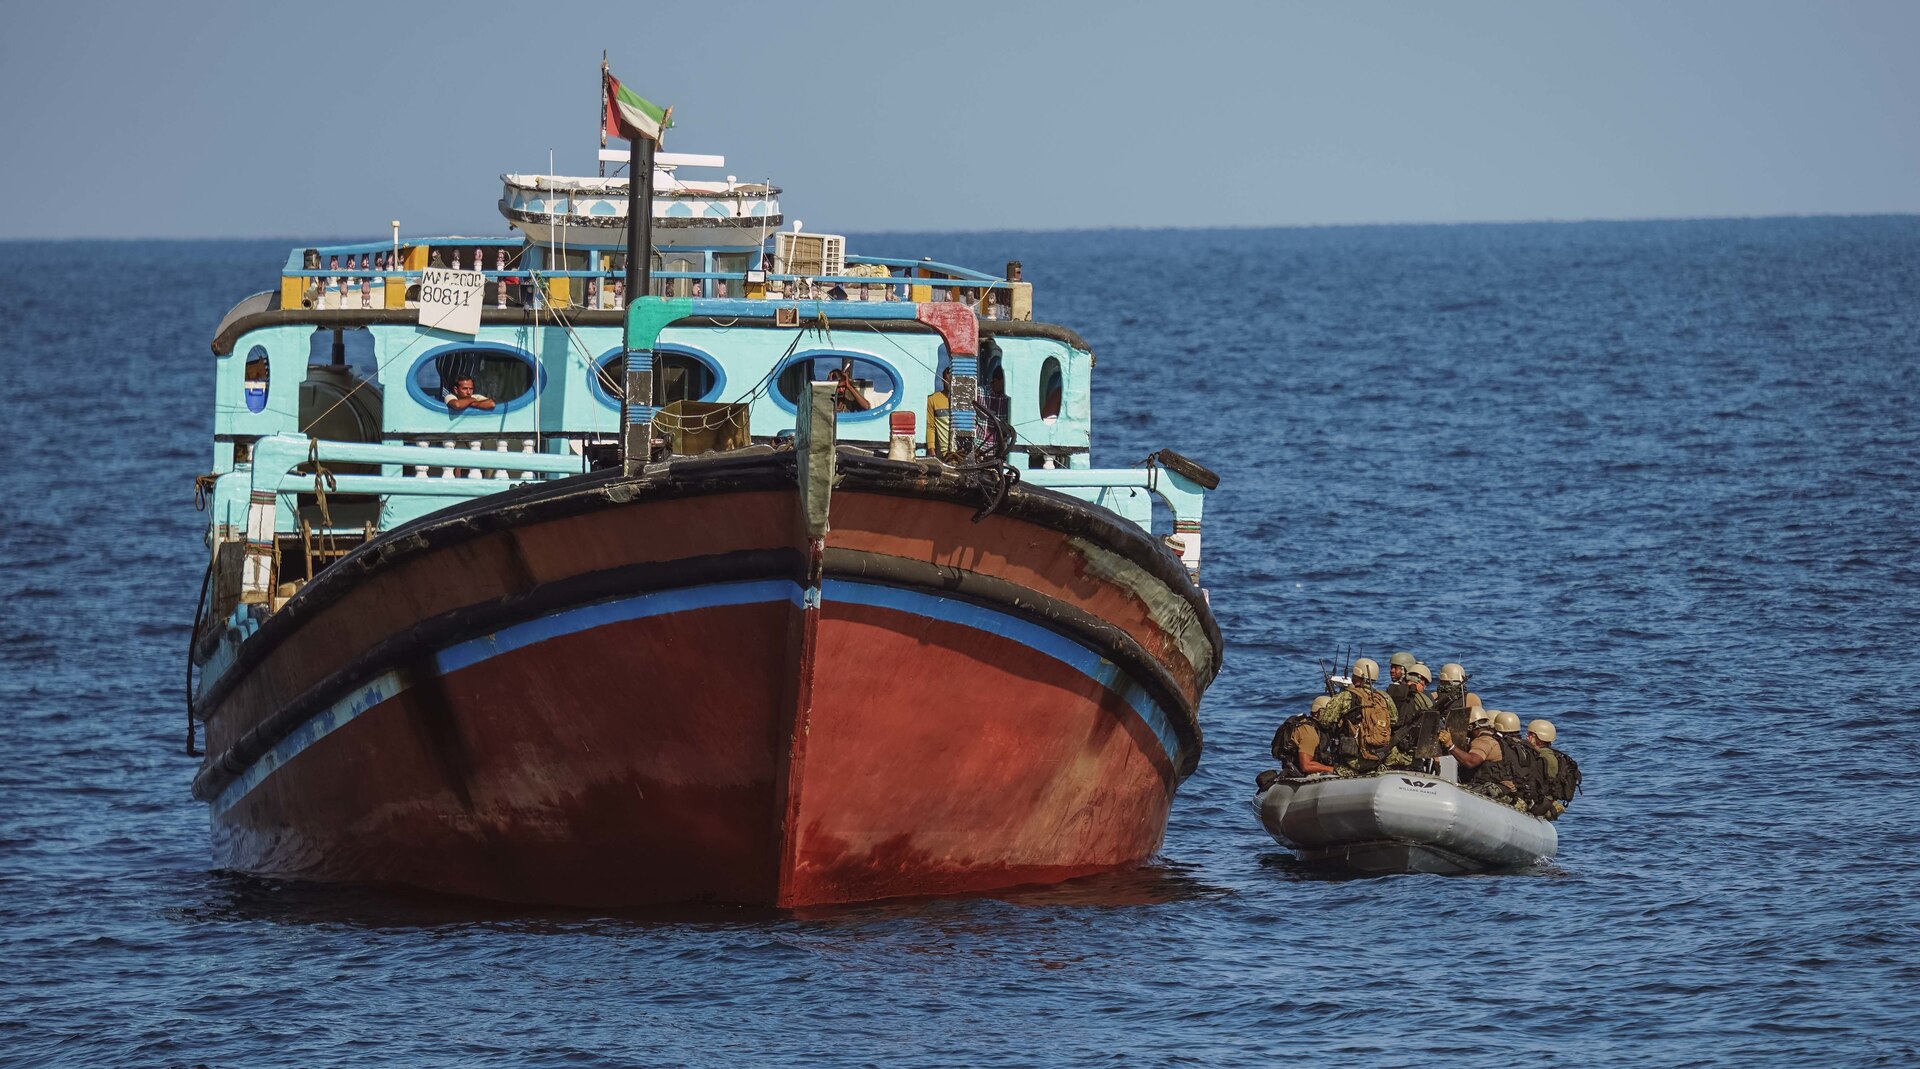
[1468, 733, 1552, 813]
[1539, 744, 1582, 803]
[1272, 714, 1343, 771]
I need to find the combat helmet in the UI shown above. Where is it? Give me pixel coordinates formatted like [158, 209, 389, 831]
[1351, 657, 1380, 683]
[1439, 663, 1466, 685]
[1528, 719, 1556, 743]
[1389, 651, 1416, 671]
[1468, 706, 1494, 729]
[1493, 711, 1522, 733]
[1311, 696, 1331, 714]
[1409, 662, 1433, 684]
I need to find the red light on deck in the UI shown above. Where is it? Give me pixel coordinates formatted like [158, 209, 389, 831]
[890, 412, 916, 436]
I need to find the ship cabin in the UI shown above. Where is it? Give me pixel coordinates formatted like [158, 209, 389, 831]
[198, 152, 1212, 628]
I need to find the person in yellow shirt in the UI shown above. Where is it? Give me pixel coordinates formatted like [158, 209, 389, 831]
[926, 365, 953, 460]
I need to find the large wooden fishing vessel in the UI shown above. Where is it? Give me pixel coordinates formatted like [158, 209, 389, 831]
[188, 83, 1221, 907]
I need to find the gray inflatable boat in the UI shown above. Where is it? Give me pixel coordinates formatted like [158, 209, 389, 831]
[1253, 769, 1557, 875]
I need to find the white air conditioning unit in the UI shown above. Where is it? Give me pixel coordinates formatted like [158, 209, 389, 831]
[774, 231, 846, 278]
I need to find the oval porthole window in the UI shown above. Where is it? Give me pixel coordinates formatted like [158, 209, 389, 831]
[589, 348, 726, 408]
[410, 345, 539, 413]
[774, 353, 900, 418]
[244, 344, 271, 413]
[1039, 357, 1063, 421]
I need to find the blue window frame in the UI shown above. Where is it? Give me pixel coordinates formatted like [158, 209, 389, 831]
[406, 342, 545, 414]
[588, 345, 728, 409]
[1039, 356, 1064, 421]
[768, 351, 903, 422]
[243, 344, 271, 413]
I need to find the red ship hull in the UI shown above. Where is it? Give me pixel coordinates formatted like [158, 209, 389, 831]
[192, 451, 1219, 907]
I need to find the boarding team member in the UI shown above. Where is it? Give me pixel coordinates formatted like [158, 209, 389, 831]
[1315, 657, 1402, 772]
[1284, 697, 1336, 776]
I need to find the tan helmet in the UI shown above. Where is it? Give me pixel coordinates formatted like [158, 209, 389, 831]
[1493, 711, 1522, 733]
[1465, 692, 1484, 711]
[1389, 651, 1416, 670]
[1468, 706, 1494, 729]
[1311, 696, 1331, 714]
[1408, 662, 1433, 684]
[1528, 719, 1556, 743]
[1439, 662, 1465, 684]
[1351, 657, 1380, 683]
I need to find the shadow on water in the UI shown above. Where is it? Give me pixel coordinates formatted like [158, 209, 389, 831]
[171, 871, 789, 932]
[981, 859, 1231, 907]
[1255, 851, 1571, 882]
[172, 861, 1233, 932]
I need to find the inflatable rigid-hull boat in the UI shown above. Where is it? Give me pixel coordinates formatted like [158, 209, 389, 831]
[1253, 771, 1557, 875]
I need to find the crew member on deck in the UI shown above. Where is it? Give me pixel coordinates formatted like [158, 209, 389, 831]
[827, 365, 871, 412]
[446, 377, 496, 412]
[926, 365, 954, 460]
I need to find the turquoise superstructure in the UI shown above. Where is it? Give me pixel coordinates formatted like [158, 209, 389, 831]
[197, 153, 1210, 642]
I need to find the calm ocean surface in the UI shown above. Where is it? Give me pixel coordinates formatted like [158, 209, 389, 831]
[2, 218, 1917, 1067]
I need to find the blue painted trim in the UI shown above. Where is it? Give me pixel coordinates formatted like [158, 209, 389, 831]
[211, 580, 801, 816]
[822, 579, 1185, 772]
[766, 349, 904, 423]
[435, 579, 800, 675]
[209, 573, 1186, 815]
[588, 344, 728, 410]
[243, 343, 271, 413]
[846, 254, 1002, 282]
[688, 297, 927, 320]
[405, 341, 548, 416]
[210, 666, 408, 816]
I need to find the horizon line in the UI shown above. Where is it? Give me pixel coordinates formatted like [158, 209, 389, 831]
[2, 210, 1915, 244]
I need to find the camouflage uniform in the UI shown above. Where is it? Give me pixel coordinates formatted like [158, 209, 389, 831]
[1315, 683, 1409, 773]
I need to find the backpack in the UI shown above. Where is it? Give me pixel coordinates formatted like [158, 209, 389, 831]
[1542, 745, 1582, 803]
[1351, 688, 1394, 755]
[1500, 736, 1556, 817]
[1271, 714, 1312, 764]
[1273, 714, 1348, 770]
[1471, 733, 1550, 812]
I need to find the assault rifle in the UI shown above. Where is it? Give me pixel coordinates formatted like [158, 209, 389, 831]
[1321, 643, 1353, 698]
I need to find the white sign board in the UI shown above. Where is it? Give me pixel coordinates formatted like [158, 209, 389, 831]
[417, 268, 485, 335]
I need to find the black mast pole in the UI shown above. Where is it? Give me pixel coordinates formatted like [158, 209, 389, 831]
[627, 136, 654, 306]
[621, 130, 656, 474]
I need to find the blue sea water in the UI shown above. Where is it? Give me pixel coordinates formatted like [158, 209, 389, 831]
[2, 217, 1918, 1067]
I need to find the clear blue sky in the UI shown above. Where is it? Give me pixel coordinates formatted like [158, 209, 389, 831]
[2, 0, 1915, 238]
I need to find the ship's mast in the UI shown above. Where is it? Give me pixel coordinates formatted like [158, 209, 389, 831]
[619, 71, 657, 475]
[626, 137, 653, 316]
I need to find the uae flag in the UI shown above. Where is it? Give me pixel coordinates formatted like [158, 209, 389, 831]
[603, 73, 672, 143]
